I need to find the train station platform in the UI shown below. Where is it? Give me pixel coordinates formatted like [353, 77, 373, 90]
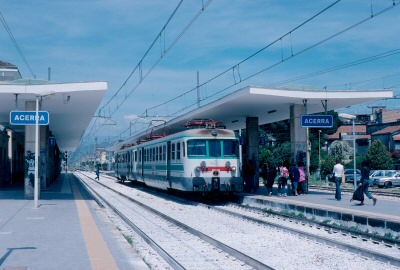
[234, 185, 400, 233]
[0, 173, 149, 270]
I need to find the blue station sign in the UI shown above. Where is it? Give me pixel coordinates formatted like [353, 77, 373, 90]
[10, 111, 50, 125]
[301, 115, 333, 128]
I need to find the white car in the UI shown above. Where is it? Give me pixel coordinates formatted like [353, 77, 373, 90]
[376, 171, 400, 188]
[370, 170, 396, 186]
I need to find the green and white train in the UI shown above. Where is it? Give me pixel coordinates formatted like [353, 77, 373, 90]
[114, 127, 243, 193]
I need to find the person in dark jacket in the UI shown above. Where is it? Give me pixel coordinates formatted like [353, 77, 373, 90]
[261, 163, 276, 196]
[356, 160, 377, 206]
[291, 163, 300, 196]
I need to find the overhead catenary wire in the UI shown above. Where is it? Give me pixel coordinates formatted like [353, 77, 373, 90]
[86, 1, 399, 151]
[142, 1, 399, 122]
[0, 11, 36, 78]
[84, 0, 213, 141]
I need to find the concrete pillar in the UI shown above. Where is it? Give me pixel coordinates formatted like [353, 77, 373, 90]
[290, 104, 307, 164]
[245, 116, 259, 190]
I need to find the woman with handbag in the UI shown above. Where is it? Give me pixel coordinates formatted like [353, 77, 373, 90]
[332, 158, 344, 201]
[356, 160, 377, 206]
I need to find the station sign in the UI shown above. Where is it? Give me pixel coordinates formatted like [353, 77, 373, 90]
[301, 115, 333, 128]
[10, 111, 50, 125]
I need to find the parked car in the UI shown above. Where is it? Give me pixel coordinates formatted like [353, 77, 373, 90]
[370, 170, 396, 186]
[376, 171, 400, 188]
[344, 169, 361, 184]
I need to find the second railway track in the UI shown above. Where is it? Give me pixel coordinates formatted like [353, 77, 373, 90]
[75, 171, 400, 270]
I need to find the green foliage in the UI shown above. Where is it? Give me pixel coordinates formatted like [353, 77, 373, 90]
[321, 155, 336, 177]
[272, 142, 292, 165]
[259, 147, 274, 167]
[365, 140, 393, 169]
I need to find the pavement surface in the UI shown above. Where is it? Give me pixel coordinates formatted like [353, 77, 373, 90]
[0, 173, 149, 270]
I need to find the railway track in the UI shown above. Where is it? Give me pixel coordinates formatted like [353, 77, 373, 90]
[74, 171, 400, 269]
[75, 171, 272, 270]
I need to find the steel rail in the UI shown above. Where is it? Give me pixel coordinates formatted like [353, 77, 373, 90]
[75, 171, 274, 270]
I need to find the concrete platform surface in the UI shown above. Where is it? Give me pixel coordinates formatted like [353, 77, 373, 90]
[0, 173, 149, 270]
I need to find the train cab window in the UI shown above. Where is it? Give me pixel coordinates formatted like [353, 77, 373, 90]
[223, 140, 239, 157]
[177, 142, 181, 160]
[209, 140, 222, 157]
[162, 145, 166, 160]
[171, 143, 175, 160]
[187, 140, 206, 156]
[182, 142, 185, 157]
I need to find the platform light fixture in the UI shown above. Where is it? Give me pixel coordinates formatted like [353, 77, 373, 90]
[338, 112, 357, 190]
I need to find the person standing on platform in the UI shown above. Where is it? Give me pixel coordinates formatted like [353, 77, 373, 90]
[95, 165, 100, 181]
[290, 163, 300, 196]
[357, 160, 377, 206]
[297, 161, 306, 195]
[278, 160, 290, 196]
[262, 163, 276, 196]
[332, 158, 344, 201]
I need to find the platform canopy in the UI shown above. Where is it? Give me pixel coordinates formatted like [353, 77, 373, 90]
[111, 86, 393, 151]
[0, 80, 107, 151]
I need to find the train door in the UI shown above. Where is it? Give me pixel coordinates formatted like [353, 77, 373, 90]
[140, 148, 144, 179]
[128, 151, 132, 179]
[133, 150, 137, 180]
[167, 141, 171, 188]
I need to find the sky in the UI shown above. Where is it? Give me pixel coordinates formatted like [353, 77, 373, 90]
[1, 0, 400, 150]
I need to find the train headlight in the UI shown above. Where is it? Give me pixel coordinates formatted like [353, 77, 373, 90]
[213, 170, 219, 176]
[231, 166, 236, 172]
[196, 166, 201, 172]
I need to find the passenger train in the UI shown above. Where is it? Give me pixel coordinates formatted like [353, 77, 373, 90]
[114, 122, 243, 193]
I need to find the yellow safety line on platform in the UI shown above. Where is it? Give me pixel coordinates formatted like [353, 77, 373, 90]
[70, 176, 119, 270]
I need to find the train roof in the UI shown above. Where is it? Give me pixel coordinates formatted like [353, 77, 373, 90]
[115, 128, 237, 152]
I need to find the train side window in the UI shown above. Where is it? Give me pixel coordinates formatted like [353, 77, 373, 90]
[139, 149, 142, 162]
[171, 143, 175, 160]
[134, 151, 137, 162]
[156, 146, 159, 161]
[163, 145, 166, 160]
[182, 142, 185, 157]
[177, 142, 181, 160]
[159, 146, 162, 161]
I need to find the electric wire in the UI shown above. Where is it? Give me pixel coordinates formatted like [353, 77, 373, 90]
[144, 1, 399, 122]
[0, 11, 36, 78]
[84, 0, 213, 141]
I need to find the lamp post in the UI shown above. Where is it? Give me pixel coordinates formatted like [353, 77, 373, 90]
[338, 113, 357, 190]
[318, 130, 321, 181]
[34, 90, 54, 208]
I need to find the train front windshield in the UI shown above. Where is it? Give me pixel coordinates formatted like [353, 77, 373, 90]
[187, 139, 239, 157]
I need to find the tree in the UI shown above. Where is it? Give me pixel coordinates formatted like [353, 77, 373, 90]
[365, 140, 393, 170]
[259, 147, 274, 167]
[321, 154, 336, 178]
